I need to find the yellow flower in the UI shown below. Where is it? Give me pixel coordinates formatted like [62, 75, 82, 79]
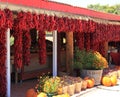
[43, 77, 61, 93]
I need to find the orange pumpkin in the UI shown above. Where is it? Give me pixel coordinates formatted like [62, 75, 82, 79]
[102, 76, 111, 86]
[102, 75, 118, 87]
[87, 79, 94, 88]
[110, 75, 117, 86]
[84, 77, 95, 88]
[26, 88, 37, 97]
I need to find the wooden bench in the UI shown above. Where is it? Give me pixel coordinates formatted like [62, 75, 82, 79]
[19, 68, 52, 82]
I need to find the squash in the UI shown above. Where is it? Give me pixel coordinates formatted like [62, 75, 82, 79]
[102, 76, 111, 87]
[101, 75, 117, 86]
[110, 75, 117, 86]
[26, 88, 37, 97]
[84, 77, 95, 88]
[86, 78, 94, 88]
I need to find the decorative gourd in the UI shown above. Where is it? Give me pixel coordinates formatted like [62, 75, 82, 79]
[26, 88, 37, 97]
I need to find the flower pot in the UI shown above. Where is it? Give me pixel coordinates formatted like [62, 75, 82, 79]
[62, 86, 68, 94]
[81, 80, 87, 90]
[47, 93, 56, 97]
[67, 84, 75, 96]
[75, 82, 82, 93]
[81, 69, 103, 85]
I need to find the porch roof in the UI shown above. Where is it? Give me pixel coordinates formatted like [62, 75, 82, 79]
[1, 0, 120, 21]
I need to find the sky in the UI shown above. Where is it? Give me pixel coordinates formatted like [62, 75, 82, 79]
[49, 0, 120, 8]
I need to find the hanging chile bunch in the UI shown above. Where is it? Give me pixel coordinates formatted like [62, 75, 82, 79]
[90, 33, 100, 51]
[0, 9, 7, 96]
[99, 42, 106, 57]
[84, 33, 91, 51]
[38, 30, 46, 65]
[0, 27, 7, 97]
[0, 9, 13, 97]
[38, 14, 45, 31]
[75, 33, 84, 50]
[55, 16, 65, 32]
[47, 15, 55, 31]
[13, 11, 27, 69]
[22, 12, 34, 66]
[22, 30, 31, 66]
[33, 13, 39, 29]
[38, 14, 47, 65]
[88, 20, 96, 33]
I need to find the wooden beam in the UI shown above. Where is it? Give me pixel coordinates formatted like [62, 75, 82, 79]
[66, 32, 74, 74]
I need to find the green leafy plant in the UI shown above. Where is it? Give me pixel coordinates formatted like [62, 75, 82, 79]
[73, 47, 86, 70]
[43, 77, 61, 93]
[35, 72, 50, 93]
[73, 47, 108, 70]
[83, 50, 100, 70]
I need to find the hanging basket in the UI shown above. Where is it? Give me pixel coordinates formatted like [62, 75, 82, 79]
[81, 69, 103, 85]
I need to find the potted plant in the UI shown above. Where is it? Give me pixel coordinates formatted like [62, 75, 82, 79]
[36, 73, 61, 97]
[43, 77, 61, 97]
[73, 47, 108, 85]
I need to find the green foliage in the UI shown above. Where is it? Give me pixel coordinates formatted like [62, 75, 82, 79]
[73, 47, 102, 70]
[73, 47, 85, 69]
[36, 72, 50, 93]
[87, 4, 120, 15]
[10, 36, 14, 46]
[83, 50, 100, 70]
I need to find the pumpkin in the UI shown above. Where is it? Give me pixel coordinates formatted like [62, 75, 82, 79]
[102, 76, 111, 86]
[86, 79, 94, 88]
[102, 75, 117, 86]
[110, 75, 117, 86]
[84, 77, 95, 88]
[26, 88, 37, 97]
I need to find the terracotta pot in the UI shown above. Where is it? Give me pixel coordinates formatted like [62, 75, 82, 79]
[67, 84, 75, 96]
[81, 80, 87, 90]
[62, 86, 68, 94]
[75, 82, 82, 93]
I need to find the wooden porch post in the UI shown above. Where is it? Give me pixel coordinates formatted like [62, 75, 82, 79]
[66, 32, 74, 74]
[104, 42, 109, 60]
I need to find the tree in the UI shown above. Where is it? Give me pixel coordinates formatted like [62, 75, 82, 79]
[87, 4, 120, 15]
